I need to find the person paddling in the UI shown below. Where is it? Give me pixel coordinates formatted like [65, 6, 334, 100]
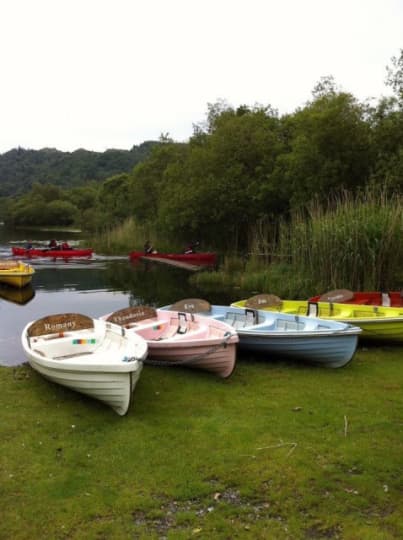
[48, 239, 58, 250]
[144, 240, 157, 254]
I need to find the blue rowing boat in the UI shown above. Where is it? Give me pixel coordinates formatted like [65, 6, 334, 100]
[160, 299, 361, 368]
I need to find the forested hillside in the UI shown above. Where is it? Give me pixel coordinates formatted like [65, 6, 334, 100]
[0, 141, 158, 197]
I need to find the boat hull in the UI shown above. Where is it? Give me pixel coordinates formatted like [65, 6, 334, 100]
[24, 360, 142, 415]
[21, 316, 147, 415]
[237, 331, 358, 368]
[129, 251, 216, 265]
[0, 260, 35, 288]
[101, 307, 238, 378]
[12, 247, 93, 258]
[232, 297, 403, 343]
[145, 331, 237, 378]
[161, 301, 360, 368]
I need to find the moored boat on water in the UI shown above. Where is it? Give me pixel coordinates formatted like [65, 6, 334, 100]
[101, 305, 238, 378]
[0, 259, 35, 288]
[308, 289, 403, 307]
[128, 251, 216, 265]
[12, 247, 93, 258]
[21, 313, 147, 415]
[231, 294, 403, 343]
[161, 299, 361, 368]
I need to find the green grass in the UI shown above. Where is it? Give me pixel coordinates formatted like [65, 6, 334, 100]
[1, 347, 402, 539]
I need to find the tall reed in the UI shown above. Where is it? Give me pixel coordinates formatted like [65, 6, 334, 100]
[282, 190, 402, 291]
[89, 218, 163, 254]
[241, 188, 402, 295]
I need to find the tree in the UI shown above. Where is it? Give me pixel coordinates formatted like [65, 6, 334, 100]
[157, 104, 285, 249]
[368, 96, 403, 191]
[386, 49, 403, 105]
[128, 143, 188, 224]
[45, 200, 78, 225]
[273, 88, 373, 208]
[96, 174, 133, 227]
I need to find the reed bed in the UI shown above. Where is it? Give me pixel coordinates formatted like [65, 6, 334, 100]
[193, 189, 402, 298]
[285, 190, 403, 291]
[89, 218, 164, 255]
[87, 188, 402, 297]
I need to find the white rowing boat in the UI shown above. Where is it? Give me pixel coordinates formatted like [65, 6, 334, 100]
[21, 313, 148, 415]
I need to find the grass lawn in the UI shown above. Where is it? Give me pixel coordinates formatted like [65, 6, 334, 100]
[1, 345, 402, 539]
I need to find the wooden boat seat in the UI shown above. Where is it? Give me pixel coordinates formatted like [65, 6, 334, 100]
[225, 309, 257, 329]
[232, 318, 246, 330]
[170, 298, 211, 313]
[155, 325, 180, 339]
[176, 312, 188, 334]
[318, 289, 354, 302]
[107, 306, 192, 337]
[223, 313, 236, 326]
[28, 313, 94, 338]
[245, 294, 282, 309]
[155, 324, 209, 341]
[0, 260, 20, 270]
[381, 293, 391, 307]
[106, 306, 157, 326]
[275, 319, 305, 331]
[307, 302, 319, 317]
[53, 351, 93, 360]
[124, 319, 163, 332]
[31, 332, 100, 359]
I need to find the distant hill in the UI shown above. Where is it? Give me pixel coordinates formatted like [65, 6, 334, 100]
[0, 142, 159, 197]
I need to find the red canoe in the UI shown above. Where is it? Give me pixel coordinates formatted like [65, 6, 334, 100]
[12, 247, 94, 259]
[129, 251, 216, 265]
[309, 289, 403, 307]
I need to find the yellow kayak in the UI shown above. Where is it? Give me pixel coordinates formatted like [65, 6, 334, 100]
[231, 294, 403, 343]
[0, 260, 35, 288]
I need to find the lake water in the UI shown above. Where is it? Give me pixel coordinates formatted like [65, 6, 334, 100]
[0, 227, 231, 367]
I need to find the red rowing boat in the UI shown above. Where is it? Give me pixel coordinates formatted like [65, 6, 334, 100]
[129, 251, 216, 265]
[309, 289, 403, 307]
[12, 247, 93, 259]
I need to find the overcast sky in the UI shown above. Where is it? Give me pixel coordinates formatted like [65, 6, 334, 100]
[1, 0, 402, 154]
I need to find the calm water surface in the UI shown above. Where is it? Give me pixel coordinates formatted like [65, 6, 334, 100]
[0, 228, 230, 366]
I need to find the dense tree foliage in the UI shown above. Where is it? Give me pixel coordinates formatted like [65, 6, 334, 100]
[274, 90, 373, 207]
[0, 142, 158, 197]
[154, 104, 285, 247]
[2, 52, 402, 252]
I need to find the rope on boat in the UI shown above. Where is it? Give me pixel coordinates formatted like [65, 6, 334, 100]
[143, 331, 236, 367]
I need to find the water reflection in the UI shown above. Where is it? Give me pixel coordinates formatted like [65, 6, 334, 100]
[0, 258, 214, 367]
[0, 229, 236, 367]
[0, 284, 35, 305]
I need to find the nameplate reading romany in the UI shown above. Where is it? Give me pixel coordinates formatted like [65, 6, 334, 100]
[44, 321, 77, 332]
[28, 314, 94, 337]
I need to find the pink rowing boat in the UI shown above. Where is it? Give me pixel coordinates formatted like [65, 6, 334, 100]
[12, 247, 93, 259]
[101, 305, 238, 378]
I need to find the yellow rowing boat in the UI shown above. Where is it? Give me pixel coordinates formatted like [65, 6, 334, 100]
[0, 259, 35, 288]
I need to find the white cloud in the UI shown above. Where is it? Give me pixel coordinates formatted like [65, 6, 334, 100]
[0, 0, 402, 152]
